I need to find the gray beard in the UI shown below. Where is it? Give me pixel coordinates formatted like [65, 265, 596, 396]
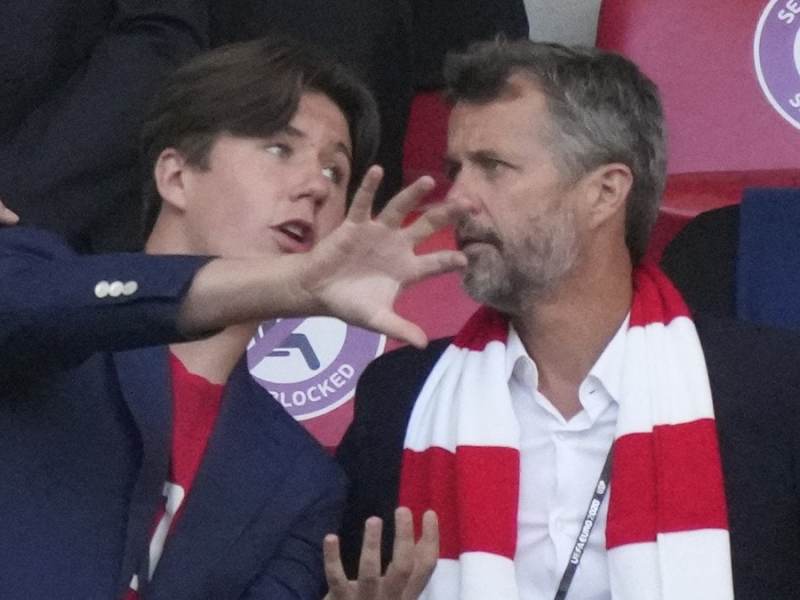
[461, 216, 580, 313]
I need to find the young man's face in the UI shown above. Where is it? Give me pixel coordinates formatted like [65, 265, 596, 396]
[178, 92, 353, 258]
[445, 75, 586, 311]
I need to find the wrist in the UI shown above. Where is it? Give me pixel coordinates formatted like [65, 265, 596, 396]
[268, 252, 324, 318]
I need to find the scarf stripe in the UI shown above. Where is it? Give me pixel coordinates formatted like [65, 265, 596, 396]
[398, 264, 733, 600]
[400, 447, 519, 559]
[608, 420, 729, 548]
[453, 306, 509, 350]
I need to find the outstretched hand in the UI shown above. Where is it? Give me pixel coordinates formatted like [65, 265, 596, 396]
[299, 166, 468, 348]
[0, 197, 19, 225]
[324, 508, 439, 600]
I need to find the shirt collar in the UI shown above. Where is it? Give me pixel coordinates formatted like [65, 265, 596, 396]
[505, 324, 534, 385]
[505, 313, 630, 416]
[586, 313, 629, 406]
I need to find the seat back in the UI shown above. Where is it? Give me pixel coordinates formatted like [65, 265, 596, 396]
[596, 0, 800, 175]
[660, 184, 800, 323]
[402, 90, 452, 201]
[647, 169, 800, 260]
[736, 187, 800, 328]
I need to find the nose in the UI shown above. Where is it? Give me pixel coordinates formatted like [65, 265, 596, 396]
[445, 173, 481, 216]
[293, 163, 332, 211]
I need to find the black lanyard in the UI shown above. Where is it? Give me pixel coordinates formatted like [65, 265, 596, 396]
[553, 444, 614, 600]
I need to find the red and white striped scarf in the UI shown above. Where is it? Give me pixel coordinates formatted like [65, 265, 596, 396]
[399, 264, 733, 600]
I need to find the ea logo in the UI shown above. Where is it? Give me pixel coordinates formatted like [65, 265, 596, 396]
[754, 0, 800, 129]
[247, 317, 385, 420]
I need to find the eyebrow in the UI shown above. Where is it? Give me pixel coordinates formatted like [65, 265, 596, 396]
[283, 125, 353, 166]
[468, 149, 504, 162]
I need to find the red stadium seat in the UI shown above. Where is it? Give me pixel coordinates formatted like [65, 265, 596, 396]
[596, 0, 800, 175]
[647, 169, 800, 261]
[402, 90, 452, 201]
[597, 0, 800, 256]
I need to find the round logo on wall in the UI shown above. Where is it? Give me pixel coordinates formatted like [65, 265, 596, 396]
[754, 0, 800, 129]
[247, 317, 386, 421]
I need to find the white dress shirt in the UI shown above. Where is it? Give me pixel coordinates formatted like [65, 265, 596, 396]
[508, 316, 628, 600]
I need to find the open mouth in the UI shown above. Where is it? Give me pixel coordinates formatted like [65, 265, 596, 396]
[273, 220, 314, 252]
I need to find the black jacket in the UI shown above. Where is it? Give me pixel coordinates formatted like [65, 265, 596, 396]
[0, 0, 209, 253]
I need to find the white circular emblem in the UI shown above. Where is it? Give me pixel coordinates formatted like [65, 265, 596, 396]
[754, 0, 800, 129]
[247, 317, 386, 421]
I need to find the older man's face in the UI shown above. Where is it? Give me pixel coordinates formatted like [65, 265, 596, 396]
[445, 76, 585, 313]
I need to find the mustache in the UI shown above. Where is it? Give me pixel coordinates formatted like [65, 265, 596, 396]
[455, 218, 503, 248]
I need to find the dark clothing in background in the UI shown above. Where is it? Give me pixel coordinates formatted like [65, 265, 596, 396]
[0, 0, 210, 254]
[662, 188, 800, 329]
[411, 0, 530, 89]
[660, 205, 739, 319]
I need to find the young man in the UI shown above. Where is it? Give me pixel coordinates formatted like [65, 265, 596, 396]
[0, 38, 453, 599]
[337, 40, 800, 599]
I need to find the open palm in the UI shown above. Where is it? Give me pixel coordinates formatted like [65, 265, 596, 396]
[301, 166, 467, 348]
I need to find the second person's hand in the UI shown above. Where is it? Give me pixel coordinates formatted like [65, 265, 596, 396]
[323, 508, 439, 600]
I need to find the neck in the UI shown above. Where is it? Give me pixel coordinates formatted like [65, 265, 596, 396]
[511, 249, 632, 420]
[145, 215, 189, 255]
[145, 219, 257, 384]
[170, 323, 258, 384]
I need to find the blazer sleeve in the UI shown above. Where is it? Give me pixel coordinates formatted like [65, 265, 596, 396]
[0, 227, 209, 379]
[1, 0, 209, 251]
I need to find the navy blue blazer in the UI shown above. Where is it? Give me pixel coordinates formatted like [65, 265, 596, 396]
[0, 228, 344, 599]
[337, 317, 800, 599]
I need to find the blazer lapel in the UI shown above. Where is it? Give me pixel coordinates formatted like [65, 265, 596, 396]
[113, 345, 172, 596]
[148, 361, 294, 599]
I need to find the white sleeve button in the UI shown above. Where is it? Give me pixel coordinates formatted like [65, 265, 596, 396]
[123, 281, 139, 296]
[108, 281, 124, 298]
[94, 280, 110, 299]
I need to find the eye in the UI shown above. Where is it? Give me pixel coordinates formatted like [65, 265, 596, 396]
[443, 160, 461, 182]
[322, 165, 346, 186]
[477, 156, 505, 175]
[265, 143, 291, 157]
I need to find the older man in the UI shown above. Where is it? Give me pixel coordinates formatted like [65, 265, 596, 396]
[337, 40, 800, 600]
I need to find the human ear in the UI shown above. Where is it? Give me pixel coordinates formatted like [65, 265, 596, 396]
[584, 163, 633, 229]
[153, 148, 191, 213]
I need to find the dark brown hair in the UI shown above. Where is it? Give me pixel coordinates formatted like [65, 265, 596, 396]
[140, 36, 380, 236]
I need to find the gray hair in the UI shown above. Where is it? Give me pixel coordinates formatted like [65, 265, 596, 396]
[444, 39, 667, 264]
